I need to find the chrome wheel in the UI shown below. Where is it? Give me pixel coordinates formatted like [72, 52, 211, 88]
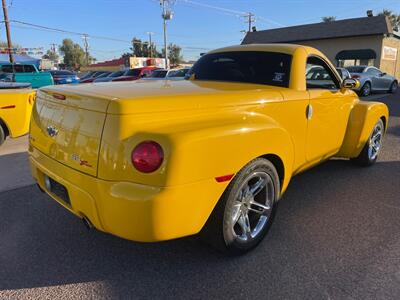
[362, 82, 371, 96]
[227, 171, 274, 243]
[368, 122, 383, 160]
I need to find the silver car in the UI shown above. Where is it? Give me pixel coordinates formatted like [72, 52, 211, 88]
[345, 66, 398, 96]
[142, 68, 191, 81]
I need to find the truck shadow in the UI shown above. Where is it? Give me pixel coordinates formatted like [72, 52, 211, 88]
[1, 159, 400, 298]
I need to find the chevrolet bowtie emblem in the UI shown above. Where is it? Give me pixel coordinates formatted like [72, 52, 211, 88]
[46, 126, 58, 137]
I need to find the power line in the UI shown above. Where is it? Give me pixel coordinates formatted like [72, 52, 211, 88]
[177, 0, 284, 28]
[178, 0, 246, 17]
[9, 19, 211, 52]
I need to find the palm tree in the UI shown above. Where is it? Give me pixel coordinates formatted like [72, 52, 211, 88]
[378, 9, 400, 30]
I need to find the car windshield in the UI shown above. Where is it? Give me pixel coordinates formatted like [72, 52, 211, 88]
[109, 71, 124, 77]
[96, 72, 111, 78]
[189, 51, 292, 87]
[80, 72, 94, 79]
[125, 69, 142, 76]
[168, 69, 190, 78]
[150, 70, 168, 78]
[346, 66, 366, 73]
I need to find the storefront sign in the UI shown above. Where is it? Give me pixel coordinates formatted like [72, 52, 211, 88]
[382, 46, 398, 61]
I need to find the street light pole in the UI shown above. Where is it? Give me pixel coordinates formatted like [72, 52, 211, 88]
[1, 0, 14, 64]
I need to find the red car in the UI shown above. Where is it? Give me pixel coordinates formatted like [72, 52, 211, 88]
[112, 66, 158, 82]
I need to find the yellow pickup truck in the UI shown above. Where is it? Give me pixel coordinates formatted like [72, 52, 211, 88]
[29, 44, 388, 254]
[0, 82, 36, 146]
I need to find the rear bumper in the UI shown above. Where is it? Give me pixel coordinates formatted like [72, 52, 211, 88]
[29, 147, 227, 242]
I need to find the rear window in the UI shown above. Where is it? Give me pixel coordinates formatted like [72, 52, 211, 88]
[346, 66, 366, 73]
[189, 51, 292, 87]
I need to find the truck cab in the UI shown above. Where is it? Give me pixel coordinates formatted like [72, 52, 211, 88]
[0, 63, 54, 88]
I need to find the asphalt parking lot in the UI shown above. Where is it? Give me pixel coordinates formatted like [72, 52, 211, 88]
[0, 91, 399, 299]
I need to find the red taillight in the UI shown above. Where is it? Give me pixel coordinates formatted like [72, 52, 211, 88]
[352, 75, 360, 79]
[132, 141, 164, 173]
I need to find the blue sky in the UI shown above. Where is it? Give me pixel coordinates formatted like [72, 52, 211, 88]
[3, 0, 400, 62]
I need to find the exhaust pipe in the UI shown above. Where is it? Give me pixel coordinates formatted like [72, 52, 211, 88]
[82, 216, 93, 230]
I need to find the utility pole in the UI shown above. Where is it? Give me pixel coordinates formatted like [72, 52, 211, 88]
[244, 12, 255, 32]
[160, 0, 173, 69]
[147, 31, 154, 58]
[82, 34, 90, 66]
[1, 0, 14, 64]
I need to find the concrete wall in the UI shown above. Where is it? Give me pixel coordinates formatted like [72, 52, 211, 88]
[293, 35, 383, 68]
[381, 36, 400, 79]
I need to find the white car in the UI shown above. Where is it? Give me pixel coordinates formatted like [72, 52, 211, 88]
[143, 68, 191, 81]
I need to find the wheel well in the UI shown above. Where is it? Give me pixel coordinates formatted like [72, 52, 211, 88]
[261, 154, 284, 187]
[381, 116, 387, 131]
[0, 118, 9, 137]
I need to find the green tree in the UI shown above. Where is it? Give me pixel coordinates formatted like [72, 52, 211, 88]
[129, 37, 162, 57]
[322, 16, 336, 22]
[162, 43, 183, 66]
[42, 49, 59, 61]
[378, 9, 400, 30]
[0, 41, 22, 50]
[59, 39, 94, 70]
[130, 38, 149, 57]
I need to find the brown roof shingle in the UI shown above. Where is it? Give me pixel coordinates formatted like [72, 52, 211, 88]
[242, 16, 392, 44]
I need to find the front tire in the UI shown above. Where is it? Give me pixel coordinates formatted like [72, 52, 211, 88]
[389, 81, 398, 94]
[351, 119, 384, 166]
[201, 158, 280, 255]
[360, 82, 371, 97]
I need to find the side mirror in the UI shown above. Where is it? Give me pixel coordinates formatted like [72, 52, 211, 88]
[342, 78, 360, 90]
[380, 72, 387, 77]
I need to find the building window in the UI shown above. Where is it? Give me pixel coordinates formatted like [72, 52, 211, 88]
[337, 59, 375, 67]
[335, 49, 377, 67]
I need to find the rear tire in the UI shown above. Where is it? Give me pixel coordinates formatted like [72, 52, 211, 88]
[0, 124, 5, 146]
[200, 158, 280, 255]
[351, 119, 384, 167]
[360, 82, 371, 97]
[389, 81, 398, 94]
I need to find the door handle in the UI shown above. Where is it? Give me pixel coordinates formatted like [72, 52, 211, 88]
[306, 104, 313, 120]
